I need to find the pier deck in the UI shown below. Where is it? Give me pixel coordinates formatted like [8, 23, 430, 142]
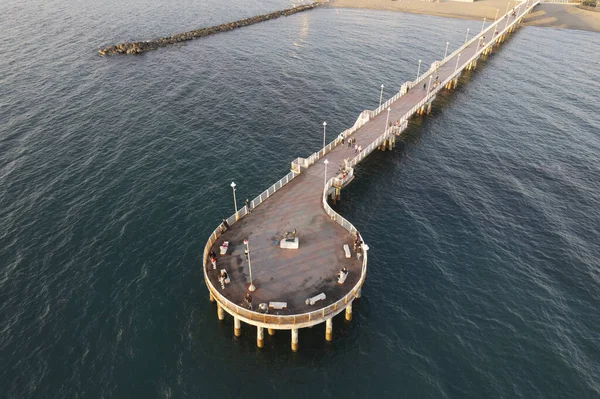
[204, 1, 538, 341]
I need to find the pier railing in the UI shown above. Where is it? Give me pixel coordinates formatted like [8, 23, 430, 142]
[210, 170, 299, 244]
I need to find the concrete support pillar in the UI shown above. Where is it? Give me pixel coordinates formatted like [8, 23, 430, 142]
[291, 328, 299, 352]
[268, 328, 275, 336]
[452, 78, 458, 89]
[356, 287, 362, 298]
[257, 326, 264, 348]
[472, 60, 477, 69]
[217, 304, 224, 321]
[209, 292, 215, 302]
[345, 301, 353, 321]
[426, 102, 432, 115]
[325, 318, 333, 341]
[234, 317, 241, 337]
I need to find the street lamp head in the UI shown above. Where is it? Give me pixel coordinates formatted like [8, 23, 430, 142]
[387, 108, 391, 112]
[419, 59, 421, 62]
[244, 238, 248, 244]
[324, 159, 329, 165]
[381, 84, 384, 88]
[323, 121, 327, 126]
[230, 182, 236, 189]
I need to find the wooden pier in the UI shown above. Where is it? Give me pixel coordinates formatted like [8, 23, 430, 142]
[203, 0, 539, 351]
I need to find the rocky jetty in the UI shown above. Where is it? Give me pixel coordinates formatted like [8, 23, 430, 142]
[98, 2, 325, 56]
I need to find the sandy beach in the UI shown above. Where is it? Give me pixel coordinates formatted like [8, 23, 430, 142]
[329, 0, 600, 32]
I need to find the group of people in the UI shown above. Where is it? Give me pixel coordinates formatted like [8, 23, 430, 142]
[354, 235, 364, 260]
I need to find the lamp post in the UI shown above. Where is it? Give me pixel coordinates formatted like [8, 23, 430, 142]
[481, 17, 486, 32]
[379, 84, 384, 108]
[322, 121, 327, 152]
[323, 159, 329, 188]
[444, 42, 449, 60]
[416, 59, 422, 81]
[230, 181, 238, 216]
[244, 238, 256, 292]
[427, 75, 433, 93]
[454, 53, 461, 73]
[477, 37, 482, 52]
[505, 1, 511, 14]
[464, 28, 470, 44]
[385, 108, 391, 132]
[495, 8, 499, 22]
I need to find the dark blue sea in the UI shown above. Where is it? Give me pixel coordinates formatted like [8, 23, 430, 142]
[1, 0, 599, 397]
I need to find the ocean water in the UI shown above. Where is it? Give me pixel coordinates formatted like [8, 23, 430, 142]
[1, 0, 599, 398]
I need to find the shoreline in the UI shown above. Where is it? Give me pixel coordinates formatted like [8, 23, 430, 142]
[328, 0, 600, 32]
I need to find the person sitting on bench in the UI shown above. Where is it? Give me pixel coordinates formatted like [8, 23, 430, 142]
[219, 270, 230, 289]
[338, 267, 348, 284]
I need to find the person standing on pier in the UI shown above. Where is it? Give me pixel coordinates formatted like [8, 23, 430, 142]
[339, 133, 345, 145]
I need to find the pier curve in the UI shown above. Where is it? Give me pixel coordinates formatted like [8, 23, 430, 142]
[202, 156, 368, 330]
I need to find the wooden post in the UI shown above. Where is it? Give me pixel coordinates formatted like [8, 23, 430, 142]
[291, 328, 299, 352]
[217, 304, 224, 321]
[356, 287, 362, 298]
[325, 318, 333, 341]
[257, 326, 264, 348]
[345, 301, 353, 321]
[234, 317, 241, 337]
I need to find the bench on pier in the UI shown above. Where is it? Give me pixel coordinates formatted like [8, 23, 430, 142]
[343, 244, 351, 258]
[219, 241, 229, 255]
[305, 293, 326, 306]
[280, 237, 299, 249]
[269, 301, 287, 310]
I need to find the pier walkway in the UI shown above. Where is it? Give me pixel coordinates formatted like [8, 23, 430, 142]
[203, 0, 539, 350]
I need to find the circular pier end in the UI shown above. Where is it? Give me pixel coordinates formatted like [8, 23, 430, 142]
[325, 318, 333, 342]
[345, 302, 352, 321]
[291, 328, 299, 352]
[234, 317, 241, 337]
[257, 326, 264, 348]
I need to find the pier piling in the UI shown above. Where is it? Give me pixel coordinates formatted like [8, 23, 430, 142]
[257, 326, 264, 348]
[325, 318, 333, 341]
[291, 328, 299, 352]
[234, 317, 241, 337]
[217, 304, 225, 321]
[345, 302, 353, 321]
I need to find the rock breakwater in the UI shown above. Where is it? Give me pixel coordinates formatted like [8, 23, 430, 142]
[98, 2, 324, 56]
